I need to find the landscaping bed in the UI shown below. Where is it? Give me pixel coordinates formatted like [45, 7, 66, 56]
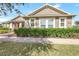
[14, 28, 79, 39]
[0, 42, 79, 56]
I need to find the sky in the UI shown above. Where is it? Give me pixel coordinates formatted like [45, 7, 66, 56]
[0, 3, 79, 23]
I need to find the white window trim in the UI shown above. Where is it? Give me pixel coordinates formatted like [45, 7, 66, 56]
[59, 17, 66, 28]
[47, 18, 55, 28]
[53, 18, 55, 28]
[39, 19, 41, 28]
[46, 19, 48, 28]
[29, 18, 36, 28]
[39, 18, 55, 28]
[39, 18, 46, 28]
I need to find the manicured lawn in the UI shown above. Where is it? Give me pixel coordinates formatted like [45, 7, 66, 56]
[0, 42, 79, 56]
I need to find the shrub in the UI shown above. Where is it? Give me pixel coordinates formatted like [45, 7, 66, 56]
[14, 28, 79, 38]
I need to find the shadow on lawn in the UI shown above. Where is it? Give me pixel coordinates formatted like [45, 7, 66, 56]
[19, 37, 59, 56]
[0, 37, 59, 56]
[19, 43, 54, 56]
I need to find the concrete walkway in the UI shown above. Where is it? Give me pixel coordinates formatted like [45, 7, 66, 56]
[0, 32, 15, 37]
[0, 37, 79, 45]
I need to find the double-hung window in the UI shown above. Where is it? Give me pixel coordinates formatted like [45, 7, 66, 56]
[60, 18, 65, 28]
[30, 18, 35, 28]
[40, 19, 46, 28]
[40, 18, 54, 28]
[48, 19, 53, 28]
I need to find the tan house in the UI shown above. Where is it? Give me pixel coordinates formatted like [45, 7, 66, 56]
[2, 4, 76, 30]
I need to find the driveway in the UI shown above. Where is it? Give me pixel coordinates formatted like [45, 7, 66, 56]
[0, 37, 79, 45]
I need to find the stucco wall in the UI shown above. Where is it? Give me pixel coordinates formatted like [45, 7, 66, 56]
[55, 17, 59, 28]
[66, 17, 72, 28]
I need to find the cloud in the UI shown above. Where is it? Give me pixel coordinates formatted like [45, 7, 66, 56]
[53, 4, 62, 8]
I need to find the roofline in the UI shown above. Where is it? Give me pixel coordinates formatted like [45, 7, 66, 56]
[26, 4, 47, 16]
[2, 15, 24, 24]
[24, 15, 76, 18]
[10, 15, 21, 21]
[26, 4, 75, 16]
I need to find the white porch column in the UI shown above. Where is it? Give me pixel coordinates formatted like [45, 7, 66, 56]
[53, 18, 55, 28]
[10, 23, 13, 29]
[10, 23, 14, 30]
[39, 19, 41, 28]
[46, 19, 48, 28]
[19, 23, 22, 28]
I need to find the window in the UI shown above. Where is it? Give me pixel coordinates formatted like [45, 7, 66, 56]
[48, 19, 53, 28]
[60, 18, 65, 27]
[30, 18, 35, 28]
[40, 19, 46, 28]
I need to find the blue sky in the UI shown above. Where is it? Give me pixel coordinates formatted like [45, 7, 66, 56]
[0, 3, 79, 22]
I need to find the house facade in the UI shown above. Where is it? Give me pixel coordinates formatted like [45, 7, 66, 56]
[2, 4, 76, 29]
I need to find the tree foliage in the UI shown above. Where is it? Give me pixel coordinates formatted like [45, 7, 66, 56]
[75, 21, 79, 25]
[0, 3, 25, 15]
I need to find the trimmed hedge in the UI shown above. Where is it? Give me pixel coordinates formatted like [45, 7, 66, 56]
[14, 28, 79, 38]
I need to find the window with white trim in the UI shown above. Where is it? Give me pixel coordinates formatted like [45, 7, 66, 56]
[60, 18, 65, 27]
[40, 19, 46, 28]
[48, 19, 53, 28]
[30, 18, 35, 28]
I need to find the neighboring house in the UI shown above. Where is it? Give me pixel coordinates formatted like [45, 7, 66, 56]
[2, 4, 76, 30]
[74, 21, 79, 27]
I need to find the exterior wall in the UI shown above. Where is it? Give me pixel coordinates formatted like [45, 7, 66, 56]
[24, 20, 30, 28]
[3, 17, 73, 29]
[66, 17, 72, 28]
[35, 18, 39, 28]
[55, 17, 59, 28]
[28, 17, 73, 28]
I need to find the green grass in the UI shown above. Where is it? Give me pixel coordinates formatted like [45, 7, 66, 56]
[0, 42, 79, 56]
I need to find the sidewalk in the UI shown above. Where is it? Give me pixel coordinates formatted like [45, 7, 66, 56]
[0, 37, 79, 45]
[0, 32, 16, 37]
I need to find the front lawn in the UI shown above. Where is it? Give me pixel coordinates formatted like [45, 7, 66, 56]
[0, 42, 79, 56]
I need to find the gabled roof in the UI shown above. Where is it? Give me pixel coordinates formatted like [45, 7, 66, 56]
[26, 4, 75, 17]
[9, 16, 26, 22]
[2, 16, 25, 23]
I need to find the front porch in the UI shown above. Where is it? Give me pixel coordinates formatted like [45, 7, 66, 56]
[9, 21, 25, 30]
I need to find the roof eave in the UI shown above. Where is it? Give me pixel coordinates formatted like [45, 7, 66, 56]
[24, 15, 76, 18]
